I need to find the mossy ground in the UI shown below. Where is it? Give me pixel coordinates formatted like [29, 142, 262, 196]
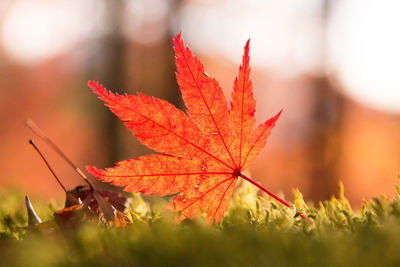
[1, 180, 400, 266]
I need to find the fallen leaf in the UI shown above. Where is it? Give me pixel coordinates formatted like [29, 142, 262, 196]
[26, 129, 131, 228]
[65, 185, 129, 213]
[54, 191, 131, 228]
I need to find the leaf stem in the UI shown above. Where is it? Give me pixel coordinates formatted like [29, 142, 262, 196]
[238, 172, 311, 223]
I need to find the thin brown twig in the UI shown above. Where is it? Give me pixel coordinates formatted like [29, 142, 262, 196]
[29, 139, 67, 193]
[25, 119, 93, 191]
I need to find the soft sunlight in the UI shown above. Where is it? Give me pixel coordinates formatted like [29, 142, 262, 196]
[176, 0, 323, 75]
[329, 0, 400, 112]
[178, 0, 400, 113]
[1, 0, 106, 65]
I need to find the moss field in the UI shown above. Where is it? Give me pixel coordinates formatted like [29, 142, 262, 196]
[1, 179, 400, 267]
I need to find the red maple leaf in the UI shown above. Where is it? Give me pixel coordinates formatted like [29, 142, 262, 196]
[87, 33, 306, 223]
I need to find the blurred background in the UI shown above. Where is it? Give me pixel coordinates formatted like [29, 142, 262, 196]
[1, 0, 399, 207]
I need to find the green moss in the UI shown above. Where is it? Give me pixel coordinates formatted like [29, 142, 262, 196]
[1, 180, 400, 266]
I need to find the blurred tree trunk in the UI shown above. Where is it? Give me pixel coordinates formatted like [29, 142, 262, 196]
[96, 0, 181, 164]
[88, 0, 127, 166]
[308, 77, 343, 202]
[98, 0, 126, 165]
[307, 0, 344, 202]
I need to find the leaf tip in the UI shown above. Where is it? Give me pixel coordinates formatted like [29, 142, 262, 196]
[86, 165, 100, 177]
[88, 80, 104, 95]
[175, 31, 182, 40]
[173, 31, 187, 55]
[245, 38, 250, 49]
[269, 109, 283, 125]
[88, 80, 99, 89]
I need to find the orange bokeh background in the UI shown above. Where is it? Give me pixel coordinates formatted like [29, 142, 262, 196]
[1, 0, 399, 207]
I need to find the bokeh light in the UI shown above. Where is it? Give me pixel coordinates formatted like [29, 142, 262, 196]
[329, 0, 400, 112]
